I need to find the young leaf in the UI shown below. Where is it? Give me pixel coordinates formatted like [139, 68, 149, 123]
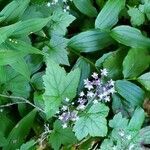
[111, 25, 150, 48]
[115, 80, 145, 107]
[49, 121, 77, 150]
[19, 140, 36, 150]
[123, 48, 150, 79]
[73, 0, 97, 17]
[95, 0, 125, 29]
[0, 0, 30, 23]
[3, 109, 37, 150]
[49, 9, 76, 36]
[43, 60, 80, 119]
[68, 29, 113, 52]
[43, 35, 69, 66]
[138, 72, 150, 91]
[128, 7, 145, 26]
[73, 103, 109, 140]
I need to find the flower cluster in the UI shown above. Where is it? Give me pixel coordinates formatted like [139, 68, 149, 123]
[57, 98, 79, 128]
[58, 69, 115, 128]
[77, 69, 115, 110]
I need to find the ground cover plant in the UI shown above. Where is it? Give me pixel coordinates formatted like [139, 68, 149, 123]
[0, 0, 150, 149]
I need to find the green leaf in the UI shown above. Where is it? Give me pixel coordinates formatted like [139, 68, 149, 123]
[3, 109, 37, 150]
[73, 103, 109, 140]
[13, 17, 51, 37]
[111, 25, 150, 48]
[73, 0, 97, 17]
[49, 9, 75, 36]
[0, 23, 18, 45]
[49, 121, 77, 150]
[43, 60, 80, 119]
[128, 7, 145, 26]
[43, 35, 69, 66]
[95, 0, 125, 29]
[103, 49, 127, 80]
[68, 29, 113, 52]
[0, 0, 30, 23]
[19, 140, 36, 150]
[128, 107, 145, 131]
[10, 57, 31, 80]
[115, 80, 145, 107]
[123, 48, 150, 79]
[138, 72, 150, 91]
[109, 113, 128, 129]
[0, 132, 7, 147]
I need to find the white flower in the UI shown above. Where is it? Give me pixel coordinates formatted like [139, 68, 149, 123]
[47, 2, 51, 7]
[79, 91, 84, 97]
[108, 79, 115, 86]
[104, 96, 110, 102]
[87, 91, 95, 98]
[66, 6, 70, 10]
[126, 135, 132, 140]
[91, 72, 98, 79]
[62, 123, 67, 128]
[58, 116, 63, 120]
[93, 99, 98, 104]
[84, 79, 93, 90]
[101, 68, 108, 77]
[77, 104, 85, 110]
[64, 97, 70, 102]
[62, 105, 68, 111]
[109, 87, 116, 94]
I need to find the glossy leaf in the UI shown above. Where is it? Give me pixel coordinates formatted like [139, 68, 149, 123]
[95, 0, 125, 29]
[111, 25, 150, 48]
[115, 80, 145, 107]
[73, 0, 97, 17]
[68, 29, 113, 52]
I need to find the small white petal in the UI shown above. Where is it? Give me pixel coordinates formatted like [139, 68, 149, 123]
[62, 123, 67, 128]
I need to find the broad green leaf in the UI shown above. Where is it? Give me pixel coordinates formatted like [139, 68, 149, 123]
[111, 25, 150, 48]
[0, 23, 18, 45]
[3, 110, 37, 150]
[95, 51, 113, 68]
[0, 0, 30, 23]
[115, 80, 145, 107]
[128, 107, 145, 131]
[73, 0, 97, 17]
[43, 60, 80, 119]
[13, 17, 51, 37]
[0, 132, 7, 147]
[43, 35, 69, 65]
[10, 58, 31, 80]
[139, 126, 150, 145]
[128, 7, 145, 26]
[103, 49, 127, 80]
[49, 9, 76, 35]
[68, 29, 113, 52]
[73, 57, 91, 92]
[0, 50, 26, 66]
[1, 66, 31, 98]
[123, 48, 150, 79]
[73, 103, 109, 140]
[95, 0, 125, 29]
[19, 140, 36, 150]
[138, 72, 150, 91]
[49, 121, 77, 150]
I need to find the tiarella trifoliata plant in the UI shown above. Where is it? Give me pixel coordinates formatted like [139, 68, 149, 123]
[0, 0, 150, 149]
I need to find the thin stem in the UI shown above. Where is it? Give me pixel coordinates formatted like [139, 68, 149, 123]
[0, 101, 26, 108]
[0, 94, 45, 113]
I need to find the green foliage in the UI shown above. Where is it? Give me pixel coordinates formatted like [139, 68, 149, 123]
[0, 0, 150, 149]
[49, 121, 77, 150]
[43, 60, 80, 119]
[73, 103, 109, 140]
